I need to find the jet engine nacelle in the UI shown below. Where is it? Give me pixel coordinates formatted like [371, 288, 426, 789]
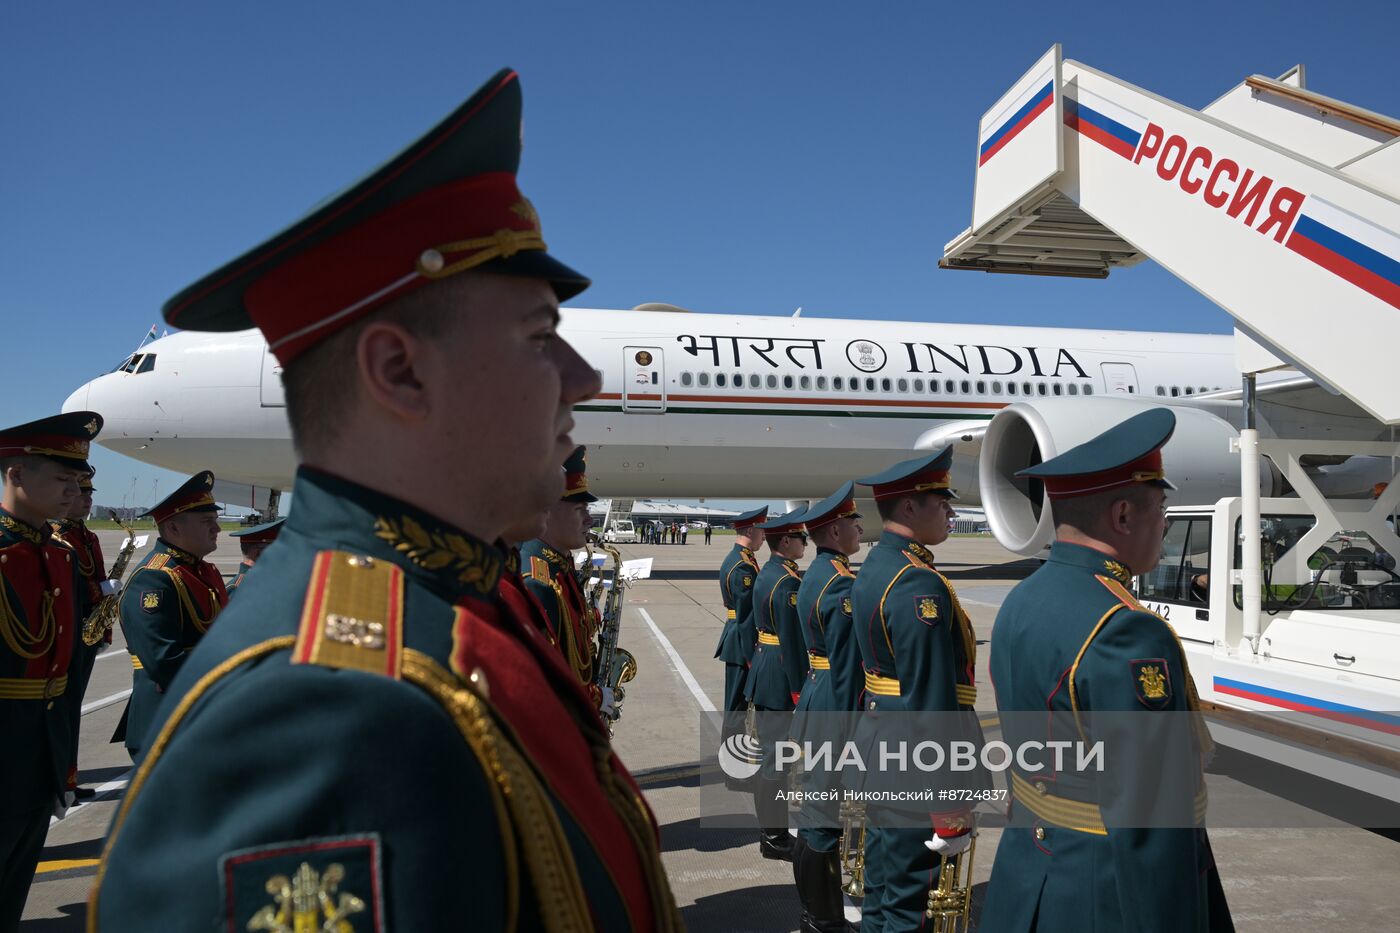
[980, 398, 1278, 556]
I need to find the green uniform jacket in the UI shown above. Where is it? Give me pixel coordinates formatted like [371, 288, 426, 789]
[118, 539, 227, 756]
[744, 554, 804, 710]
[982, 541, 1229, 933]
[92, 468, 678, 932]
[792, 548, 856, 726]
[225, 560, 253, 597]
[714, 543, 759, 665]
[0, 508, 81, 814]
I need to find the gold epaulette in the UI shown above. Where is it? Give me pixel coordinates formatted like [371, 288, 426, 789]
[831, 559, 855, 578]
[529, 556, 554, 585]
[146, 553, 171, 571]
[290, 551, 405, 679]
[1096, 574, 1153, 614]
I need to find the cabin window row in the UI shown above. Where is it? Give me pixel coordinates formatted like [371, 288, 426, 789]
[1154, 385, 1223, 397]
[674, 371, 1096, 397]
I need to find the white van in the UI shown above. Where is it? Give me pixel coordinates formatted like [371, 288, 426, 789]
[603, 520, 637, 544]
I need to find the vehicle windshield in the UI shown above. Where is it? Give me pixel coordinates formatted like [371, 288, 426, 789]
[1235, 516, 1400, 612]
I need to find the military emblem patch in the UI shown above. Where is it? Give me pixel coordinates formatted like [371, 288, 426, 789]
[140, 590, 161, 613]
[220, 834, 383, 933]
[789, 592, 798, 607]
[915, 596, 940, 624]
[1132, 659, 1171, 708]
[841, 597, 852, 616]
[742, 576, 752, 587]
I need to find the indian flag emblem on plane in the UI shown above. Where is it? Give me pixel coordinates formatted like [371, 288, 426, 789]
[978, 75, 1055, 166]
[1063, 87, 1147, 160]
[1285, 196, 1400, 311]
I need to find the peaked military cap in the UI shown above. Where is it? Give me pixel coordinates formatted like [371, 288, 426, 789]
[1017, 408, 1177, 499]
[801, 481, 862, 529]
[161, 69, 589, 365]
[757, 509, 808, 535]
[857, 447, 958, 501]
[0, 412, 103, 473]
[562, 446, 598, 503]
[143, 470, 219, 523]
[78, 468, 95, 492]
[730, 505, 769, 530]
[229, 517, 284, 545]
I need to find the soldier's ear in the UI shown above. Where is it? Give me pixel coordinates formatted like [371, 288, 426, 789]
[355, 321, 430, 422]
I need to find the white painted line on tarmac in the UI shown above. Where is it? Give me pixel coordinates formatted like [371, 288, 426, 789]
[82, 689, 132, 715]
[50, 772, 131, 826]
[636, 607, 716, 713]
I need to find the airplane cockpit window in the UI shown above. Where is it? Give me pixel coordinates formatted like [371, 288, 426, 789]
[137, 354, 156, 373]
[114, 353, 158, 375]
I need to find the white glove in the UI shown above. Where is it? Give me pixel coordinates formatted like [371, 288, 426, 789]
[99, 580, 120, 596]
[925, 831, 973, 857]
[599, 687, 617, 721]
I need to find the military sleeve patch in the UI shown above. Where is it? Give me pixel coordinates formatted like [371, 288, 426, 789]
[914, 595, 940, 625]
[742, 575, 753, 588]
[788, 591, 798, 607]
[220, 834, 384, 933]
[1131, 658, 1172, 709]
[140, 590, 162, 613]
[841, 597, 853, 616]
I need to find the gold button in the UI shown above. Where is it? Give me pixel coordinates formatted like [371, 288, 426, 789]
[47, 701, 54, 710]
[469, 667, 489, 699]
[869, 701, 877, 710]
[1034, 826, 1046, 841]
[1, 554, 6, 562]
[1034, 781, 1047, 796]
[53, 587, 61, 596]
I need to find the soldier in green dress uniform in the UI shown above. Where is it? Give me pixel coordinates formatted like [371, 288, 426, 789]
[744, 508, 808, 861]
[715, 504, 766, 745]
[116, 470, 228, 760]
[52, 468, 107, 801]
[90, 69, 679, 932]
[980, 409, 1233, 933]
[0, 411, 100, 931]
[225, 517, 283, 596]
[790, 482, 863, 933]
[849, 448, 980, 933]
[521, 445, 611, 714]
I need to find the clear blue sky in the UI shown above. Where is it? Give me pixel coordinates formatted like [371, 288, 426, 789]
[3, 0, 1397, 508]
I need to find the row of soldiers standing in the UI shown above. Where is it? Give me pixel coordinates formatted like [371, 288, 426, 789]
[717, 411, 1233, 932]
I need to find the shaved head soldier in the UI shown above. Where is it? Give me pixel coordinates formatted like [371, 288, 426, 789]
[90, 70, 679, 931]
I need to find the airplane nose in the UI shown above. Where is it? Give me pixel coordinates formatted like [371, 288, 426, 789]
[63, 382, 90, 413]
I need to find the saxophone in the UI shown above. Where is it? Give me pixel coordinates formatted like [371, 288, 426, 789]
[587, 532, 636, 730]
[82, 511, 141, 646]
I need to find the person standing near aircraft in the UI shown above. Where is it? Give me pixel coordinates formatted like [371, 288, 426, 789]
[89, 70, 678, 931]
[51, 468, 107, 801]
[790, 482, 863, 933]
[704, 522, 712, 545]
[745, 509, 808, 862]
[0, 412, 98, 931]
[850, 448, 978, 933]
[715, 505, 766, 747]
[980, 410, 1232, 932]
[522, 445, 611, 714]
[116, 470, 228, 760]
[225, 517, 283, 596]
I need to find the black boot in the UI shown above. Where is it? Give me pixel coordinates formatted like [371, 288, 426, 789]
[755, 778, 795, 861]
[795, 844, 853, 933]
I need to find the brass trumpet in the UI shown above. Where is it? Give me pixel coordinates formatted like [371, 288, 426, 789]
[839, 800, 867, 898]
[925, 836, 977, 932]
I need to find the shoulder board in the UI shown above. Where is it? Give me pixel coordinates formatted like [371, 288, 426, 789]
[49, 533, 74, 550]
[831, 559, 855, 578]
[902, 548, 932, 570]
[146, 553, 171, 570]
[291, 550, 405, 679]
[529, 556, 555, 585]
[1095, 574, 1161, 619]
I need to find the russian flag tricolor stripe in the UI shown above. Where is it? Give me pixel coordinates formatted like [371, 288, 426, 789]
[1064, 88, 1148, 160]
[979, 78, 1055, 166]
[1214, 677, 1400, 736]
[1284, 196, 1400, 310]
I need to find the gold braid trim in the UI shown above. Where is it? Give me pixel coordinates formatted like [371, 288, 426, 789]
[158, 566, 221, 633]
[402, 650, 592, 933]
[89, 636, 299, 932]
[590, 745, 683, 932]
[0, 578, 55, 659]
[931, 569, 977, 671]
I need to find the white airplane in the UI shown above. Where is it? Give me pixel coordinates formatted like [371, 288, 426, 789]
[64, 304, 1391, 553]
